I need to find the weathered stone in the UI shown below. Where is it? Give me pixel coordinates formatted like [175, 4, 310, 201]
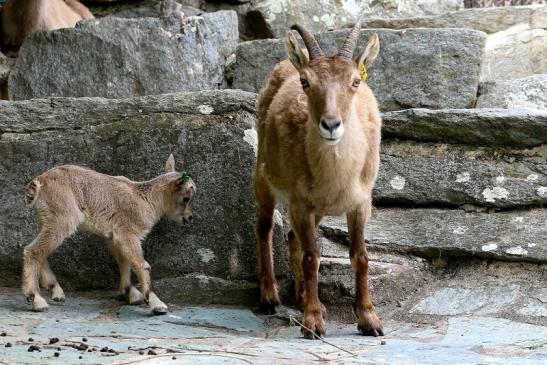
[361, 4, 547, 34]
[477, 75, 547, 110]
[8, 11, 238, 100]
[232, 28, 485, 111]
[0, 90, 288, 290]
[480, 24, 547, 82]
[381, 108, 547, 147]
[376, 141, 547, 208]
[247, 0, 463, 38]
[321, 208, 547, 262]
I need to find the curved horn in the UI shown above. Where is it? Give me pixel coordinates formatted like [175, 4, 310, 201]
[339, 17, 362, 59]
[290, 24, 324, 60]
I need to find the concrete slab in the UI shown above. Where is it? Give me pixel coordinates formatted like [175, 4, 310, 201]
[0, 287, 546, 365]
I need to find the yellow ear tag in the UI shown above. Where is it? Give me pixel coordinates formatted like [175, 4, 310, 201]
[360, 64, 368, 81]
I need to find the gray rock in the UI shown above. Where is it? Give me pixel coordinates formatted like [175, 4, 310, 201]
[231, 28, 485, 111]
[480, 25, 547, 82]
[477, 75, 547, 110]
[376, 140, 547, 208]
[247, 0, 463, 38]
[382, 108, 547, 147]
[361, 4, 547, 34]
[321, 208, 547, 262]
[8, 11, 238, 100]
[0, 90, 287, 291]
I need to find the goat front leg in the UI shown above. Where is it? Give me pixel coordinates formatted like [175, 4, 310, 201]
[255, 178, 280, 314]
[290, 202, 325, 339]
[40, 260, 65, 303]
[106, 240, 145, 305]
[347, 204, 383, 337]
[118, 237, 167, 314]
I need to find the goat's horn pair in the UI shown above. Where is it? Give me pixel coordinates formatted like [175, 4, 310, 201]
[290, 17, 362, 61]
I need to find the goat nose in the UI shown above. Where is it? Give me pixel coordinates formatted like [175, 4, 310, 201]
[320, 119, 341, 133]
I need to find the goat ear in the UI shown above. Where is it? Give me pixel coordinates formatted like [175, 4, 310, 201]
[285, 31, 309, 71]
[165, 154, 176, 173]
[355, 33, 380, 69]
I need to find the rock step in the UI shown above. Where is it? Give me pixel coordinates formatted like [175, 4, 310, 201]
[477, 75, 547, 110]
[9, 11, 239, 100]
[321, 208, 547, 263]
[232, 28, 485, 111]
[361, 4, 547, 34]
[382, 108, 547, 147]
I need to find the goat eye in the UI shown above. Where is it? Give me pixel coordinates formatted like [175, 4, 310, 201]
[183, 197, 190, 203]
[352, 79, 361, 88]
[300, 79, 309, 89]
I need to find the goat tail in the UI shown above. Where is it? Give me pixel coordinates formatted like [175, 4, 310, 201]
[24, 178, 42, 207]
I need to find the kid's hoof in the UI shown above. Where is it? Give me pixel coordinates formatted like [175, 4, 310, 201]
[152, 305, 168, 315]
[50, 285, 65, 302]
[32, 296, 49, 312]
[128, 287, 145, 305]
[259, 299, 280, 315]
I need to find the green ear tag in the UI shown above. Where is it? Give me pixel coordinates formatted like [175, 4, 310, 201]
[360, 64, 368, 81]
[180, 171, 191, 183]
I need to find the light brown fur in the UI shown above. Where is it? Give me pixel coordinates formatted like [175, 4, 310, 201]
[22, 155, 196, 314]
[0, 0, 94, 56]
[254, 23, 383, 338]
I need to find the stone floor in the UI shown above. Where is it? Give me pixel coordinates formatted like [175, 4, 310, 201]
[0, 286, 546, 365]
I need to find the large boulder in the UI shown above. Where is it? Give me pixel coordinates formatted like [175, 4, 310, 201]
[0, 90, 288, 296]
[477, 75, 547, 110]
[231, 28, 485, 111]
[480, 24, 547, 82]
[8, 11, 239, 100]
[246, 0, 463, 38]
[361, 4, 547, 34]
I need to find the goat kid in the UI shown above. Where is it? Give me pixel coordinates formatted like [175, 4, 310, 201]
[0, 0, 94, 56]
[22, 155, 196, 314]
[255, 20, 383, 338]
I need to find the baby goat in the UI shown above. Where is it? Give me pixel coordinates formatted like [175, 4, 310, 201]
[255, 20, 382, 338]
[22, 155, 196, 314]
[1, 0, 94, 56]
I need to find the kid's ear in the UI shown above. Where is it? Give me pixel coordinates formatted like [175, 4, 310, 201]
[165, 154, 175, 173]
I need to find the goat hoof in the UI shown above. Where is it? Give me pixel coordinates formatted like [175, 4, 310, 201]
[32, 296, 49, 312]
[259, 300, 280, 315]
[301, 310, 326, 340]
[152, 304, 168, 315]
[51, 285, 65, 303]
[128, 287, 146, 306]
[357, 310, 384, 337]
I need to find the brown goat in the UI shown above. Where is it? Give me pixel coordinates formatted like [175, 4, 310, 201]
[255, 20, 383, 338]
[22, 155, 196, 314]
[0, 0, 94, 56]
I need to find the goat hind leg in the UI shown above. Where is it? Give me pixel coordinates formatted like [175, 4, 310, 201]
[23, 225, 74, 312]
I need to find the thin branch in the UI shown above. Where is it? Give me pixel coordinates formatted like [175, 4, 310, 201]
[289, 316, 358, 358]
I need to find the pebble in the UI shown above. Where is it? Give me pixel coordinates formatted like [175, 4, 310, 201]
[172, 356, 177, 360]
[77, 343, 89, 351]
[79, 356, 83, 359]
[381, 340, 386, 345]
[28, 345, 40, 352]
[82, 338, 88, 342]
[0, 332, 6, 336]
[5, 343, 12, 348]
[148, 349, 157, 355]
[49, 338, 59, 344]
[100, 347, 109, 352]
[54, 352, 60, 357]
[28, 338, 34, 342]
[139, 350, 144, 355]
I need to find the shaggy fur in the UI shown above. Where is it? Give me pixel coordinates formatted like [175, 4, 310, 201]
[254, 22, 383, 338]
[0, 0, 94, 56]
[22, 155, 196, 314]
